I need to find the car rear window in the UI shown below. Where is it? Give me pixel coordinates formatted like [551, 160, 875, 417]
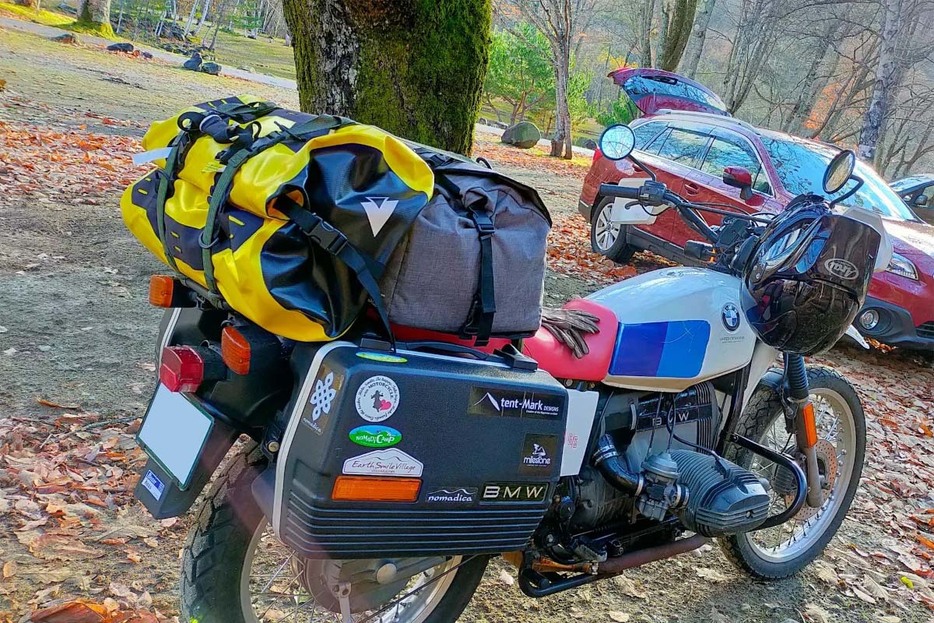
[762, 136, 919, 221]
[624, 75, 726, 112]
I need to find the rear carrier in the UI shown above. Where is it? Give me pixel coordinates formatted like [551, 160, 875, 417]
[268, 342, 568, 558]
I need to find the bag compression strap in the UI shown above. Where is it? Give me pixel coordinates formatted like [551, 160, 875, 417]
[433, 175, 496, 345]
[275, 195, 395, 346]
[198, 115, 345, 294]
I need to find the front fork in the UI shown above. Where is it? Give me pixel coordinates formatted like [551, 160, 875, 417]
[783, 353, 823, 508]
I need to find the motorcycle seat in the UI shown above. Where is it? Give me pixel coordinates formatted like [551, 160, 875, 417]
[524, 299, 618, 382]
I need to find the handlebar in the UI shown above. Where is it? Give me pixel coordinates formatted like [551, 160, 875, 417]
[598, 181, 721, 245]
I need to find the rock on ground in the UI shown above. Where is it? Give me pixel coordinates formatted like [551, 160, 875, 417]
[501, 121, 542, 149]
[106, 42, 135, 53]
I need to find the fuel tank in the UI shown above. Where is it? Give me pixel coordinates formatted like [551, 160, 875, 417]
[588, 267, 756, 392]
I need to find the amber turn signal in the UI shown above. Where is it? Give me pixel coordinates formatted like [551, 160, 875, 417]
[800, 402, 818, 448]
[221, 326, 252, 375]
[148, 275, 176, 307]
[332, 476, 421, 502]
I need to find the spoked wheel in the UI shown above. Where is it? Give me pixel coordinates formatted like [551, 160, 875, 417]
[181, 444, 488, 623]
[720, 366, 866, 579]
[590, 198, 636, 264]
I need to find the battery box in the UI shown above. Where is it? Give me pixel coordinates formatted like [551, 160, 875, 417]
[274, 342, 568, 558]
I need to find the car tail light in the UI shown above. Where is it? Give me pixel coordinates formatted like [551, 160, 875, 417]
[221, 326, 251, 375]
[331, 476, 421, 502]
[592, 146, 603, 164]
[160, 346, 204, 393]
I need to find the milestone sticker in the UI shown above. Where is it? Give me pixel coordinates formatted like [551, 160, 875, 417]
[342, 448, 423, 477]
[355, 376, 400, 422]
[519, 434, 558, 475]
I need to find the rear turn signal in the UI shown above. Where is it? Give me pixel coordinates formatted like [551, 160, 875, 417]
[160, 346, 204, 393]
[221, 326, 251, 375]
[148, 275, 176, 307]
[332, 476, 421, 502]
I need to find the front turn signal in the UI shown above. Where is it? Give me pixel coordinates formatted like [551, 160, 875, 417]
[332, 476, 421, 502]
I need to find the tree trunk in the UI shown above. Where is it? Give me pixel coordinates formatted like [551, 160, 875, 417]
[551, 51, 572, 159]
[639, 0, 657, 66]
[282, 0, 492, 155]
[858, 0, 902, 160]
[681, 0, 715, 77]
[77, 0, 114, 35]
[784, 20, 841, 136]
[657, 0, 698, 72]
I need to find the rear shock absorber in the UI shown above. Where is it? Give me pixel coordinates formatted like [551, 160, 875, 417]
[785, 353, 822, 507]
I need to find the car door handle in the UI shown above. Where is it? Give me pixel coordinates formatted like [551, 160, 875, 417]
[684, 182, 701, 196]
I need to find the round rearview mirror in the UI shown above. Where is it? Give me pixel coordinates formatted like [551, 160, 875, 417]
[599, 124, 636, 161]
[823, 150, 856, 194]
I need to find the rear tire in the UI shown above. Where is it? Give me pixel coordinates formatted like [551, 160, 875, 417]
[590, 198, 636, 264]
[180, 443, 489, 623]
[719, 366, 866, 580]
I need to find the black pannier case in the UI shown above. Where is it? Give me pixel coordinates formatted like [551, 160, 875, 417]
[274, 343, 568, 558]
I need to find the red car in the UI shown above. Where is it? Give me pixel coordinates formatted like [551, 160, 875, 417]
[580, 68, 934, 351]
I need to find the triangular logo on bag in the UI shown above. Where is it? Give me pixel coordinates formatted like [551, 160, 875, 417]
[361, 196, 398, 236]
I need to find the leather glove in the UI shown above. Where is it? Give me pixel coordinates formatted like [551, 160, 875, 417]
[540, 308, 601, 359]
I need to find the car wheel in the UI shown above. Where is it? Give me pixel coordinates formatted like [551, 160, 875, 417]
[590, 198, 636, 264]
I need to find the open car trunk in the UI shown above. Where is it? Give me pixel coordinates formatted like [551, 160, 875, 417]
[609, 68, 730, 117]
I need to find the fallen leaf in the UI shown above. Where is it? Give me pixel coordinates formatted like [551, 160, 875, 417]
[29, 601, 107, 623]
[803, 603, 832, 623]
[36, 397, 81, 410]
[608, 612, 631, 622]
[2, 560, 16, 578]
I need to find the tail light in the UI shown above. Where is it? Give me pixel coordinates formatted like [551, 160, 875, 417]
[592, 146, 603, 164]
[332, 476, 421, 502]
[221, 326, 251, 375]
[160, 346, 204, 393]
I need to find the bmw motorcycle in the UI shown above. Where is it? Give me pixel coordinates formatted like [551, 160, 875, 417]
[133, 124, 891, 623]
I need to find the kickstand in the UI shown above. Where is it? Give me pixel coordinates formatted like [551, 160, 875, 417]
[336, 581, 353, 623]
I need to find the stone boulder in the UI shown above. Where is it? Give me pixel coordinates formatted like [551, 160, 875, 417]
[182, 52, 203, 71]
[201, 62, 222, 76]
[106, 42, 135, 53]
[501, 121, 542, 149]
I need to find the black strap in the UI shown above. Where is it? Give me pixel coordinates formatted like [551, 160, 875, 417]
[276, 197, 394, 346]
[463, 200, 496, 345]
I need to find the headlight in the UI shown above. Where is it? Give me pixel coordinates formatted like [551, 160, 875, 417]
[886, 253, 919, 280]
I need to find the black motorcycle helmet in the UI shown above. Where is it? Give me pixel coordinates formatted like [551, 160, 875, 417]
[740, 153, 883, 355]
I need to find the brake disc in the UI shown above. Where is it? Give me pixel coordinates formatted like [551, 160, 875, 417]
[297, 558, 426, 614]
[784, 439, 838, 521]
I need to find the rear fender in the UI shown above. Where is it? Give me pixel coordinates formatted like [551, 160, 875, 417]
[134, 415, 239, 519]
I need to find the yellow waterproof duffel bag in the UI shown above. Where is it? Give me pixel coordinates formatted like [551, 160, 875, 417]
[121, 96, 434, 342]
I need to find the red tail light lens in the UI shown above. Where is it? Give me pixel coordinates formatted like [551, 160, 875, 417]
[160, 346, 204, 393]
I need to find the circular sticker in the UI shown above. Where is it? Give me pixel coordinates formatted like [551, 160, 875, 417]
[355, 376, 400, 422]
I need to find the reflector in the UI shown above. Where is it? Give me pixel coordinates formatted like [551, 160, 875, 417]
[331, 476, 421, 502]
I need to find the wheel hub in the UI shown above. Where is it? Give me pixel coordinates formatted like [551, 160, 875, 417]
[296, 558, 431, 614]
[784, 439, 838, 521]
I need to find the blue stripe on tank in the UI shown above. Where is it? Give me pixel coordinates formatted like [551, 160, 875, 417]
[609, 320, 710, 378]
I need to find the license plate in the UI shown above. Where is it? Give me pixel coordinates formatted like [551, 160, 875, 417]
[137, 384, 213, 489]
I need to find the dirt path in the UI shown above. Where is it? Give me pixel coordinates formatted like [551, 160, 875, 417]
[0, 25, 932, 623]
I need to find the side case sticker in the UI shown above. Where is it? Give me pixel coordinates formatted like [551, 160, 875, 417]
[342, 448, 423, 477]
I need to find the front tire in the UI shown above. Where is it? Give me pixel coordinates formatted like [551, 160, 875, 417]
[720, 366, 866, 579]
[180, 443, 488, 623]
[590, 198, 636, 264]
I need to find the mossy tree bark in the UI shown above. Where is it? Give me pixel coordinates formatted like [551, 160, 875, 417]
[282, 0, 492, 155]
[76, 0, 115, 35]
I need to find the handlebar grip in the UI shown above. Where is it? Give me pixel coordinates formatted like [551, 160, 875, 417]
[599, 184, 641, 200]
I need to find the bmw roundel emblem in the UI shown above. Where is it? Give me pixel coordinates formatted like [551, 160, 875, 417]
[721, 303, 741, 332]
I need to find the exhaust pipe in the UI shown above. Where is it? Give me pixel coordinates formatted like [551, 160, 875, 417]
[598, 534, 709, 574]
[592, 434, 644, 495]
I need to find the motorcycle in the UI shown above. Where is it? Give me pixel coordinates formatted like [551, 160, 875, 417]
[132, 123, 891, 623]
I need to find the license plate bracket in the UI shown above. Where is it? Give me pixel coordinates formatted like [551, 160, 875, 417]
[137, 384, 214, 490]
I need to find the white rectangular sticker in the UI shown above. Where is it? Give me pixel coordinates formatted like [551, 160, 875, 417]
[342, 448, 423, 478]
[141, 470, 166, 500]
[560, 389, 600, 477]
[138, 384, 213, 487]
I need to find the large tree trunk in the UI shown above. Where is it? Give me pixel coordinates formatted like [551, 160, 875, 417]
[551, 51, 572, 159]
[657, 0, 698, 71]
[858, 0, 902, 161]
[681, 0, 715, 78]
[282, 0, 492, 155]
[77, 0, 114, 34]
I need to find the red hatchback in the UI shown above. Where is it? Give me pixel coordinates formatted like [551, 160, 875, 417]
[580, 69, 934, 351]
